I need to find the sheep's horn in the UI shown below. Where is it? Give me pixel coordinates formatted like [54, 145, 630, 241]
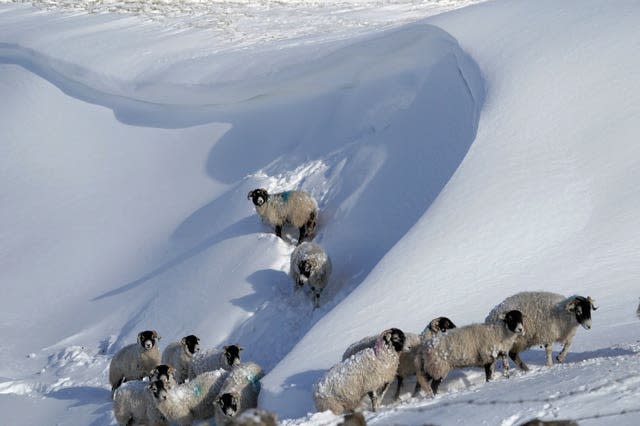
[588, 296, 598, 310]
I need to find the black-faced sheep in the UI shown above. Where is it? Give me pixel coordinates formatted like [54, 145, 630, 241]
[485, 291, 598, 371]
[414, 310, 524, 396]
[149, 364, 178, 389]
[150, 369, 229, 425]
[109, 330, 162, 397]
[188, 344, 242, 380]
[247, 188, 318, 244]
[162, 335, 200, 384]
[112, 379, 166, 426]
[341, 317, 456, 401]
[314, 328, 406, 414]
[290, 242, 332, 308]
[214, 362, 265, 425]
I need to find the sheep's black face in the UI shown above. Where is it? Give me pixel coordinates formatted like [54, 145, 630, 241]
[299, 260, 313, 278]
[504, 310, 525, 335]
[138, 330, 159, 350]
[383, 328, 406, 352]
[248, 188, 269, 207]
[435, 317, 457, 333]
[224, 344, 242, 367]
[183, 335, 200, 355]
[572, 296, 595, 330]
[151, 365, 175, 385]
[218, 393, 238, 417]
[149, 380, 168, 401]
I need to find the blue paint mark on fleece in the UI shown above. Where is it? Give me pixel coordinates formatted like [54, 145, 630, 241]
[193, 383, 202, 397]
[281, 191, 292, 202]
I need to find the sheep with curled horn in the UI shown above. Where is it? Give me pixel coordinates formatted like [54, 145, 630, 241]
[162, 334, 200, 384]
[109, 330, 161, 398]
[314, 328, 406, 414]
[247, 188, 318, 244]
[485, 292, 598, 371]
[188, 344, 242, 379]
[290, 241, 332, 308]
[414, 310, 525, 396]
[112, 379, 166, 426]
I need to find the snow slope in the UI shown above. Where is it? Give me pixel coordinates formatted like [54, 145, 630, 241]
[1, 0, 639, 425]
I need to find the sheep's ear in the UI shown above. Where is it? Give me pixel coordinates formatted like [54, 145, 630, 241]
[566, 298, 579, 312]
[137, 332, 144, 343]
[152, 330, 161, 340]
[588, 296, 599, 310]
[497, 312, 506, 321]
[181, 337, 187, 345]
[238, 345, 244, 351]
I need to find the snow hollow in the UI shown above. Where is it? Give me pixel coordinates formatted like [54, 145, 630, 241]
[0, 0, 639, 425]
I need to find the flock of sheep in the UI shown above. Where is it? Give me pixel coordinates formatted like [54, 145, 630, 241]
[108, 187, 599, 425]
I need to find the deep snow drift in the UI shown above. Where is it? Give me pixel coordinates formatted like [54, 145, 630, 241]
[1, 0, 639, 425]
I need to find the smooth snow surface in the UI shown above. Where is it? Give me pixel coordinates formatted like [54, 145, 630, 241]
[1, 0, 639, 425]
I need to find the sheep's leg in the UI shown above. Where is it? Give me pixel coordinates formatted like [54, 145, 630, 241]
[544, 343, 554, 366]
[376, 382, 391, 408]
[509, 351, 530, 371]
[275, 225, 283, 238]
[297, 225, 307, 244]
[499, 353, 510, 378]
[367, 390, 379, 412]
[484, 362, 494, 381]
[556, 339, 573, 363]
[430, 378, 442, 396]
[414, 360, 432, 396]
[393, 374, 403, 401]
[413, 381, 422, 397]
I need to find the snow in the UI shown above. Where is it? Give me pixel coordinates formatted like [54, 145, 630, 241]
[1, 0, 640, 425]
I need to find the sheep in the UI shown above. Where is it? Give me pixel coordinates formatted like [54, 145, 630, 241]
[150, 369, 229, 425]
[485, 292, 598, 371]
[414, 310, 524, 396]
[313, 328, 406, 414]
[112, 379, 166, 426]
[341, 317, 456, 401]
[247, 188, 318, 244]
[188, 344, 242, 380]
[214, 362, 265, 425]
[290, 242, 332, 308]
[161, 335, 200, 384]
[109, 330, 162, 397]
[149, 364, 178, 389]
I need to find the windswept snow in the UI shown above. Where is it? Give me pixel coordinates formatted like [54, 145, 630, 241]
[1, 0, 640, 425]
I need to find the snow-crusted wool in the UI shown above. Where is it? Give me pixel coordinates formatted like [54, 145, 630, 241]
[290, 242, 332, 308]
[214, 362, 265, 425]
[248, 188, 318, 244]
[188, 344, 242, 379]
[109, 330, 161, 397]
[151, 369, 229, 425]
[112, 380, 165, 426]
[162, 335, 200, 384]
[414, 310, 524, 396]
[485, 291, 597, 370]
[314, 328, 405, 414]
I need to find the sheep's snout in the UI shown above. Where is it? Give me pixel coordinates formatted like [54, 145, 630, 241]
[581, 319, 592, 330]
[144, 340, 154, 350]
